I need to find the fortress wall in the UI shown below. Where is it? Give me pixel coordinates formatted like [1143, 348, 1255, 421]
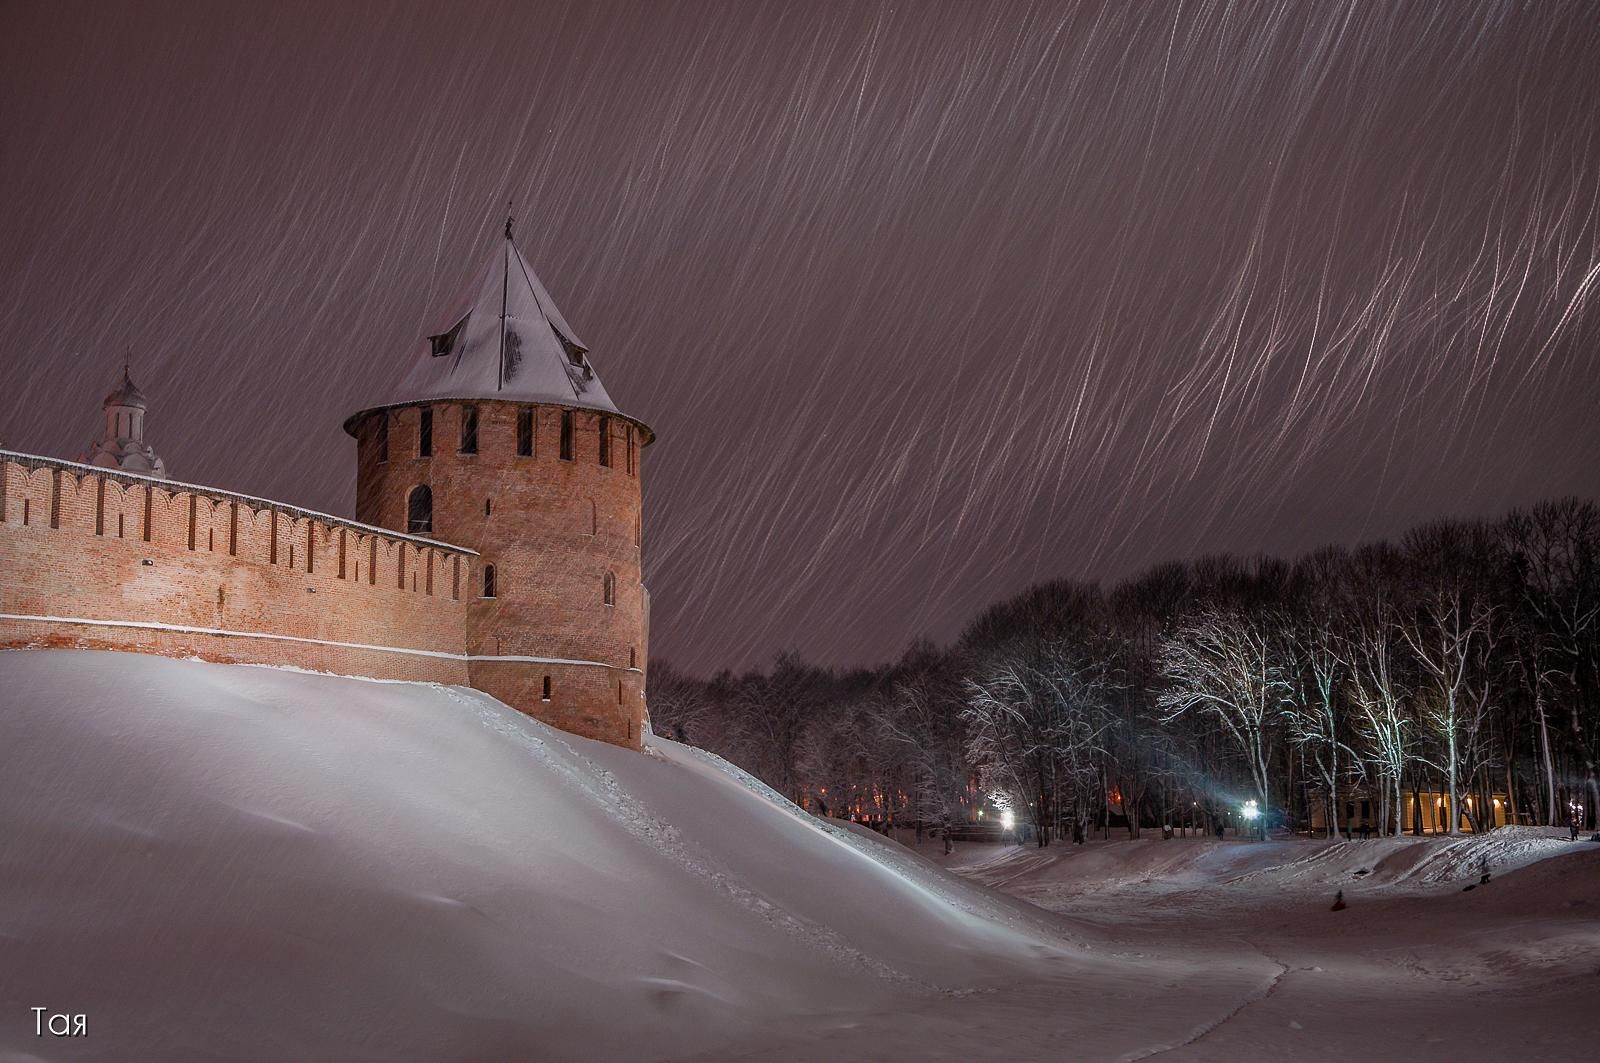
[0, 453, 471, 684]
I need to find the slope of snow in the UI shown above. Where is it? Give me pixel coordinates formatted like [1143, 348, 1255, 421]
[3, 649, 1594, 1061]
[0, 650, 1076, 1060]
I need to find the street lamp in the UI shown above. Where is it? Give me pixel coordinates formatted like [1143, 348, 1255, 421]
[1242, 799, 1261, 840]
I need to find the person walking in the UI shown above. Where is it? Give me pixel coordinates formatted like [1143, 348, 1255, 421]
[1359, 820, 1371, 841]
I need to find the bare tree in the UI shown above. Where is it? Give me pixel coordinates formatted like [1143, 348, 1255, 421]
[1158, 607, 1290, 813]
[1502, 499, 1600, 825]
[878, 666, 970, 836]
[964, 644, 1107, 846]
[1399, 522, 1501, 834]
[1283, 615, 1352, 838]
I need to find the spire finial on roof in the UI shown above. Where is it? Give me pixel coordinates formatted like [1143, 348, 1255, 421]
[505, 199, 515, 241]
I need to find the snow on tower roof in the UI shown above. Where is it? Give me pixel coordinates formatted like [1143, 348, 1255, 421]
[352, 223, 639, 433]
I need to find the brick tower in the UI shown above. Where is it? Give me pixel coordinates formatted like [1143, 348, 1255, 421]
[344, 220, 653, 748]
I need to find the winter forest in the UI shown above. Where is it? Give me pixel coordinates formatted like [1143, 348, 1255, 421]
[651, 498, 1600, 845]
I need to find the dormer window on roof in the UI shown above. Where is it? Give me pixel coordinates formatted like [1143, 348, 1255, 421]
[554, 327, 587, 370]
[430, 317, 466, 358]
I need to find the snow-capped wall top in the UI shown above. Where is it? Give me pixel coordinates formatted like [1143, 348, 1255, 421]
[363, 229, 623, 420]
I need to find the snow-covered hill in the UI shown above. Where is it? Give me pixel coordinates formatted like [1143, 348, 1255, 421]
[0, 650, 1072, 1061]
[4, 650, 1595, 1062]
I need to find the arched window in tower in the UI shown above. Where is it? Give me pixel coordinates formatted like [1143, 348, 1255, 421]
[598, 415, 611, 467]
[407, 485, 432, 535]
[482, 563, 497, 598]
[460, 405, 479, 454]
[560, 410, 574, 461]
[419, 407, 434, 457]
[603, 570, 615, 607]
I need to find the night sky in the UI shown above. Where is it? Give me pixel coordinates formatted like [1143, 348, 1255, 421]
[2, 1, 1597, 674]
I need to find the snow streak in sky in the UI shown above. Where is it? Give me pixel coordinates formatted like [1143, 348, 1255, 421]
[1, 1, 1597, 672]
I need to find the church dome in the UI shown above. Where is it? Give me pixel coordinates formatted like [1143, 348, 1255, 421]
[84, 365, 166, 479]
[102, 370, 148, 409]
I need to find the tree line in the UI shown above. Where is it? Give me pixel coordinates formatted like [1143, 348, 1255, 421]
[649, 498, 1599, 844]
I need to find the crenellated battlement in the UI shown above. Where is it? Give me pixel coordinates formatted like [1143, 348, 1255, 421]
[0, 449, 478, 683]
[2, 225, 656, 749]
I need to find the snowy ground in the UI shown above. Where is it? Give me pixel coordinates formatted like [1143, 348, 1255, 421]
[1, 651, 1595, 1061]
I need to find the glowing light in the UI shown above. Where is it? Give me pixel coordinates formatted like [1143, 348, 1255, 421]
[1002, 810, 1015, 830]
[1241, 800, 1259, 821]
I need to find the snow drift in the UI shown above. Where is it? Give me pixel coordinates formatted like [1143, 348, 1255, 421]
[0, 650, 1065, 1060]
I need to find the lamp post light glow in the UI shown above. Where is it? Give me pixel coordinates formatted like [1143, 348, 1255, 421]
[1241, 799, 1261, 840]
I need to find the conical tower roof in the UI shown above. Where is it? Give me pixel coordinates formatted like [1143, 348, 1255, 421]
[348, 223, 649, 438]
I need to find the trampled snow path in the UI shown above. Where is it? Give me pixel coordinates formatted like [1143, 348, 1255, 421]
[934, 827, 1599, 1061]
[2, 649, 1594, 1061]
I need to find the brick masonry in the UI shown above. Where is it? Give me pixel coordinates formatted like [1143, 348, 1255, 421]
[0, 452, 474, 684]
[352, 400, 649, 748]
[1, 395, 652, 750]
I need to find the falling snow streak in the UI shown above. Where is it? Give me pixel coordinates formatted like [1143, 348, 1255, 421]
[1, 0, 1598, 673]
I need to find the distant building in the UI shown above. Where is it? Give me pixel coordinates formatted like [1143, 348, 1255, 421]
[82, 368, 167, 478]
[1308, 788, 1512, 834]
[0, 223, 654, 749]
